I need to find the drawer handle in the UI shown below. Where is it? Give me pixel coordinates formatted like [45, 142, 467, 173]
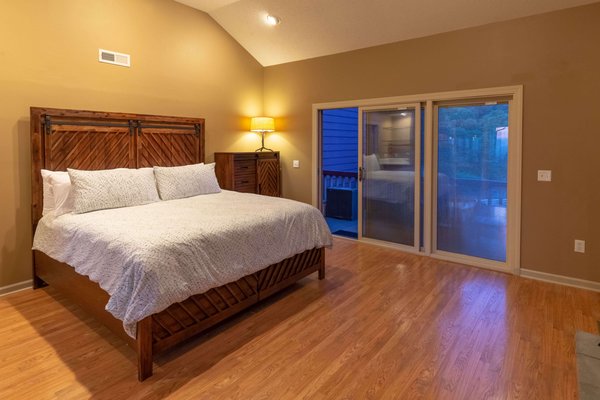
[240, 166, 249, 169]
[240, 180, 249, 184]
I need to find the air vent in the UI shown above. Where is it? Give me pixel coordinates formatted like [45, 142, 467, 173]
[98, 49, 131, 67]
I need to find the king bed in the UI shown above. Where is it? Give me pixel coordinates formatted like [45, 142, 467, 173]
[30, 107, 332, 381]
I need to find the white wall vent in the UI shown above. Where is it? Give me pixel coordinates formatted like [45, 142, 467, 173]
[98, 49, 131, 67]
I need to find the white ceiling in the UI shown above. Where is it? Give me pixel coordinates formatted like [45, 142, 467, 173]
[175, 0, 599, 66]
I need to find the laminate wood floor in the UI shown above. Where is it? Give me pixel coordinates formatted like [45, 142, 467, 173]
[1, 238, 599, 399]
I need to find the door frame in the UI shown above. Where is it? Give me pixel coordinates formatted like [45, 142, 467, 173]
[312, 85, 523, 274]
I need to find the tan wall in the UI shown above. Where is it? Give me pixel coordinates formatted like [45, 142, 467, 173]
[263, 3, 600, 282]
[0, 0, 263, 287]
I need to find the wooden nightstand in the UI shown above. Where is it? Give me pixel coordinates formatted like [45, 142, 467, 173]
[214, 152, 281, 197]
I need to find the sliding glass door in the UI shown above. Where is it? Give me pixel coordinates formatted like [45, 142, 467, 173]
[315, 86, 521, 272]
[434, 100, 509, 262]
[359, 104, 421, 250]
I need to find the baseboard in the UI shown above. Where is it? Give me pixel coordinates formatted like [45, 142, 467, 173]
[520, 269, 600, 293]
[331, 234, 358, 243]
[0, 280, 33, 297]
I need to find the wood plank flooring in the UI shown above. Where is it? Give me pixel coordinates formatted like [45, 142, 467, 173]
[1, 238, 599, 399]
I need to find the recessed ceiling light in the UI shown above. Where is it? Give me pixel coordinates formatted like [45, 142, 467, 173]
[265, 14, 281, 26]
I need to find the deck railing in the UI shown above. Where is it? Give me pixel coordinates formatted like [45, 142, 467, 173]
[451, 178, 507, 207]
[322, 170, 358, 201]
[323, 171, 506, 205]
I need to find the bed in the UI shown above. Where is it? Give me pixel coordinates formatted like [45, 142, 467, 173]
[30, 107, 331, 381]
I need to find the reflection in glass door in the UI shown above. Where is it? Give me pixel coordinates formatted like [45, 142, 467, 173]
[360, 105, 420, 248]
[435, 101, 509, 261]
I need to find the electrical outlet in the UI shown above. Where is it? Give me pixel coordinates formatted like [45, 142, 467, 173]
[537, 170, 552, 182]
[292, 160, 300, 168]
[574, 239, 585, 253]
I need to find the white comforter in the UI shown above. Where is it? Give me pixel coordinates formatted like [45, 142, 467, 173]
[33, 190, 332, 337]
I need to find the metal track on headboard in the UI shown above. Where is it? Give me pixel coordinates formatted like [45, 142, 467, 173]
[30, 107, 205, 231]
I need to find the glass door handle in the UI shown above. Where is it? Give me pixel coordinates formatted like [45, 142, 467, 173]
[358, 166, 364, 182]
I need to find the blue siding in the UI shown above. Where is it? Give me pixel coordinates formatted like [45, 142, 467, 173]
[322, 108, 358, 172]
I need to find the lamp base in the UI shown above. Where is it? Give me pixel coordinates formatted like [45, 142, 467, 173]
[255, 132, 274, 152]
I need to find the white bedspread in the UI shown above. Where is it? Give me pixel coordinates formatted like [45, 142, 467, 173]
[33, 190, 332, 337]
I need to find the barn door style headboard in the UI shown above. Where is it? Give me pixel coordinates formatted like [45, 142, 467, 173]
[30, 107, 205, 229]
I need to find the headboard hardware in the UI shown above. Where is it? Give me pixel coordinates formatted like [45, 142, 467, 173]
[44, 117, 132, 132]
[138, 123, 199, 131]
[137, 123, 200, 136]
[128, 120, 138, 136]
[43, 115, 52, 135]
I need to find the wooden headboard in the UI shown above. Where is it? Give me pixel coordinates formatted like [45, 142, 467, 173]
[30, 107, 205, 229]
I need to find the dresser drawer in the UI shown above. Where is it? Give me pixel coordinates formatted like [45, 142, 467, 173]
[234, 182, 257, 193]
[234, 175, 256, 190]
[234, 160, 256, 175]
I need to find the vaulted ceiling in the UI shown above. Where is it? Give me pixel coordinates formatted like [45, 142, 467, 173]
[175, 0, 599, 66]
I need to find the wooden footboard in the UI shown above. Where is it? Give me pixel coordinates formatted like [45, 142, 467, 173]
[35, 247, 325, 381]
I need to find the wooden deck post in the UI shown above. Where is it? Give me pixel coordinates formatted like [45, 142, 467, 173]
[136, 317, 153, 381]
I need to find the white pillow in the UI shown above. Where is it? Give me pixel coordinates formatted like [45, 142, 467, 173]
[153, 163, 221, 201]
[68, 168, 160, 214]
[364, 154, 381, 172]
[51, 173, 75, 217]
[40, 169, 70, 216]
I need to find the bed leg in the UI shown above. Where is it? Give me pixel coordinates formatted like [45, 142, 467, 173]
[136, 317, 153, 381]
[32, 253, 47, 289]
[318, 248, 325, 280]
[33, 275, 47, 289]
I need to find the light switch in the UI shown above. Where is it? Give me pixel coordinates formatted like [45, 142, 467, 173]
[292, 160, 300, 168]
[574, 240, 585, 253]
[537, 170, 552, 182]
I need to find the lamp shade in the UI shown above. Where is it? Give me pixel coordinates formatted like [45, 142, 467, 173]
[250, 117, 275, 132]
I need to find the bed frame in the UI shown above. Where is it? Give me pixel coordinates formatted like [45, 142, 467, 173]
[30, 107, 325, 381]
